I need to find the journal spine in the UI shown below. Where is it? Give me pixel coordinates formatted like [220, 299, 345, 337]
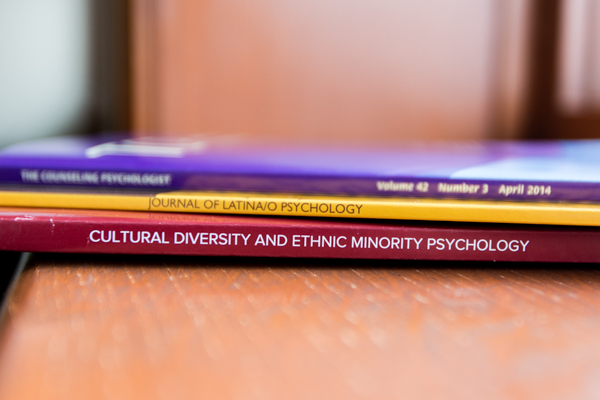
[2, 190, 600, 226]
[3, 166, 600, 202]
[0, 209, 599, 262]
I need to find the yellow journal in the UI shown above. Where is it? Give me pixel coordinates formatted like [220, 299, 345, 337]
[1, 189, 600, 226]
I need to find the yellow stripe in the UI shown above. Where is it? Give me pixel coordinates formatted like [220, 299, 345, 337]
[1, 189, 599, 226]
[0, 191, 150, 211]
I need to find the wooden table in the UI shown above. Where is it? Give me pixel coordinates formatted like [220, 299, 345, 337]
[0, 253, 599, 399]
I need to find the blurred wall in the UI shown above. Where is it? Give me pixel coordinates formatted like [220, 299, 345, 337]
[0, 0, 536, 146]
[0, 0, 93, 147]
[133, 0, 528, 143]
[558, 0, 600, 113]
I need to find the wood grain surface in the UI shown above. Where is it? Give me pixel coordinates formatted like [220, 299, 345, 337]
[1, 254, 600, 399]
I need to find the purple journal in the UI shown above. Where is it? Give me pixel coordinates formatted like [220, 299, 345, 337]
[1, 135, 600, 202]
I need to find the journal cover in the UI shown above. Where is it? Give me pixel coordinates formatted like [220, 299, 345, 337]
[1, 135, 600, 202]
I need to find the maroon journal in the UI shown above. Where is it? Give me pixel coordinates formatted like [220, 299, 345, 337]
[0, 207, 597, 263]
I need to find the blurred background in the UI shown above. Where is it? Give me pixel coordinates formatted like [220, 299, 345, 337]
[0, 0, 599, 147]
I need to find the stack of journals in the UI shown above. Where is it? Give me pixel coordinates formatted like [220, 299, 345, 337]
[1, 135, 600, 262]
